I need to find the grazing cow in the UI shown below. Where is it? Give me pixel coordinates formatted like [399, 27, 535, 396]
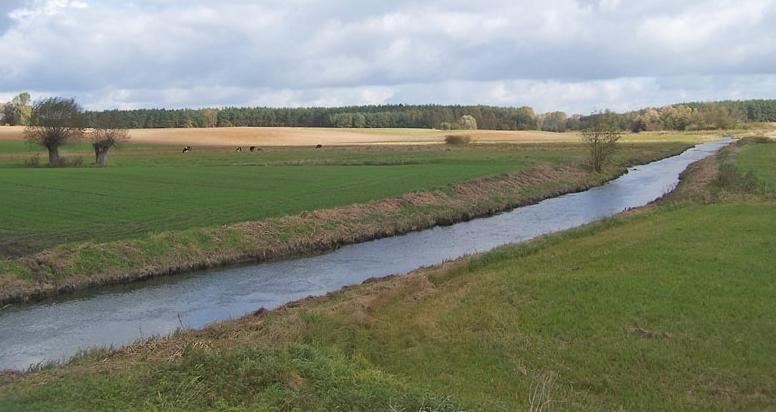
[182, 146, 191, 153]
[249, 146, 256, 152]
[235, 146, 242, 152]
[315, 144, 323, 149]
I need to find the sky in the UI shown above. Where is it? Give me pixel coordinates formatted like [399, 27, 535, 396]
[1, 0, 775, 114]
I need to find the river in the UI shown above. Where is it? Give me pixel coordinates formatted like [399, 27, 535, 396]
[0, 138, 731, 371]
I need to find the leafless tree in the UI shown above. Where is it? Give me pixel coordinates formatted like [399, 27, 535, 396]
[582, 112, 621, 173]
[90, 113, 130, 166]
[25, 97, 84, 165]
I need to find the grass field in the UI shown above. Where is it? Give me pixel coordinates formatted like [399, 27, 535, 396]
[0, 138, 689, 257]
[1, 139, 774, 411]
[735, 139, 776, 189]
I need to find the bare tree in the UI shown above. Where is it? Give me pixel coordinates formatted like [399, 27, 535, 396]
[90, 113, 130, 166]
[25, 97, 85, 165]
[582, 112, 621, 173]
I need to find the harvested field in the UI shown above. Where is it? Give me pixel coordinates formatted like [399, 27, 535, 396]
[0, 125, 720, 146]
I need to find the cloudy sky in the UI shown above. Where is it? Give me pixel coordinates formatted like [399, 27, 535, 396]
[1, 0, 775, 113]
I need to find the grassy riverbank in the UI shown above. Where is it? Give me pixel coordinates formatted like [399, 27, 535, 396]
[0, 141, 689, 304]
[1, 138, 774, 411]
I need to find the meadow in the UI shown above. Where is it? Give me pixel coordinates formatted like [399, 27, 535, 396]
[1, 138, 773, 411]
[0, 136, 691, 257]
[735, 140, 776, 189]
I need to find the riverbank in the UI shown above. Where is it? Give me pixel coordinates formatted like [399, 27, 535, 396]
[0, 144, 688, 305]
[2, 138, 773, 410]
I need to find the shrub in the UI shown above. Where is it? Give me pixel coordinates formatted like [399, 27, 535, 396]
[46, 156, 85, 168]
[581, 113, 621, 172]
[444, 135, 472, 145]
[24, 153, 41, 167]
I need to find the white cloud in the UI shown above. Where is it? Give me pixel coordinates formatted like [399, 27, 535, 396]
[1, 0, 775, 112]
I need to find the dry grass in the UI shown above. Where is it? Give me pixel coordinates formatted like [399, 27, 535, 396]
[666, 155, 722, 203]
[0, 125, 722, 146]
[529, 371, 558, 412]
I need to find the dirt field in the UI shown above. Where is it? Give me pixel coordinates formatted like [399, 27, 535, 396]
[0, 125, 724, 146]
[0, 126, 581, 146]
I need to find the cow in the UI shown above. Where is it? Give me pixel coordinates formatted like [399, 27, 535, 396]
[249, 146, 256, 152]
[315, 144, 323, 149]
[235, 146, 242, 152]
[182, 146, 191, 153]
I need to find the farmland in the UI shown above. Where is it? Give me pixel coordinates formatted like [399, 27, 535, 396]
[1, 138, 774, 411]
[0, 125, 724, 147]
[0, 131, 695, 257]
[0, 127, 696, 304]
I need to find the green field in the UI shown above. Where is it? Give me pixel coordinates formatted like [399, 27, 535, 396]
[1, 141, 774, 410]
[0, 141, 686, 256]
[735, 140, 776, 189]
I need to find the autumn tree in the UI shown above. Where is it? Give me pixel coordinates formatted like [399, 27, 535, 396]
[200, 108, 218, 128]
[25, 97, 85, 165]
[691, 103, 743, 130]
[540, 111, 568, 132]
[640, 108, 662, 131]
[2, 92, 32, 126]
[90, 112, 130, 166]
[659, 105, 693, 130]
[458, 114, 477, 130]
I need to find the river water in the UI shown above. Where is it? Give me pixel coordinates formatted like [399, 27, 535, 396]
[0, 139, 730, 371]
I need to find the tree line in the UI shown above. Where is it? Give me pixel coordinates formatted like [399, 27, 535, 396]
[78, 105, 541, 130]
[87, 100, 776, 132]
[3, 92, 776, 133]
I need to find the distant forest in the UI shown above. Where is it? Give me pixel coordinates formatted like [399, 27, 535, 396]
[84, 100, 776, 132]
[4, 96, 776, 132]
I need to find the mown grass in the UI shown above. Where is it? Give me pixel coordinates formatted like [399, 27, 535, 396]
[0, 141, 686, 256]
[1, 139, 774, 410]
